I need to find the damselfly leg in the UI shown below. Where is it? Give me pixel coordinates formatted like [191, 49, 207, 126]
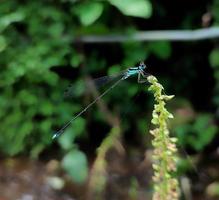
[137, 71, 150, 83]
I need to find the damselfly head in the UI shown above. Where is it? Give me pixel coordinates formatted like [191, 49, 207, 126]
[139, 61, 146, 70]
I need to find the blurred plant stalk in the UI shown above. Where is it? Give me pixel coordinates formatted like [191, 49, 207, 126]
[87, 125, 122, 200]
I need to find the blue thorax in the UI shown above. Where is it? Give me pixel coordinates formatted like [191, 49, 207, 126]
[123, 62, 146, 79]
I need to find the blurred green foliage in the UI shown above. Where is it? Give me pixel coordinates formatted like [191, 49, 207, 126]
[109, 0, 152, 18]
[73, 2, 104, 26]
[0, 0, 218, 183]
[175, 114, 217, 151]
[62, 149, 88, 184]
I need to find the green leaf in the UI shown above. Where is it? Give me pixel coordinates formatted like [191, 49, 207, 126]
[30, 143, 45, 159]
[58, 118, 86, 150]
[0, 35, 7, 52]
[191, 114, 217, 151]
[122, 42, 148, 66]
[70, 52, 83, 67]
[108, 64, 122, 75]
[209, 49, 219, 68]
[148, 41, 171, 59]
[62, 149, 88, 183]
[73, 2, 103, 26]
[108, 0, 152, 18]
[0, 11, 25, 32]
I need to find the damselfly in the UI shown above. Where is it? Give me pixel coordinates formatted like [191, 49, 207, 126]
[53, 62, 149, 139]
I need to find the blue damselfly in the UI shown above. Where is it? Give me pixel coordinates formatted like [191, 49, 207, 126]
[53, 62, 148, 139]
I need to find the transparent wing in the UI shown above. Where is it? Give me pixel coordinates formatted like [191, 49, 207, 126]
[64, 71, 126, 98]
[53, 75, 125, 139]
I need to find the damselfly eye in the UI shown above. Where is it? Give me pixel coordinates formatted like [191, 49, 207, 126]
[139, 61, 146, 69]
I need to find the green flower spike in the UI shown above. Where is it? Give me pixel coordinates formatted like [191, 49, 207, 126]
[147, 75, 180, 200]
